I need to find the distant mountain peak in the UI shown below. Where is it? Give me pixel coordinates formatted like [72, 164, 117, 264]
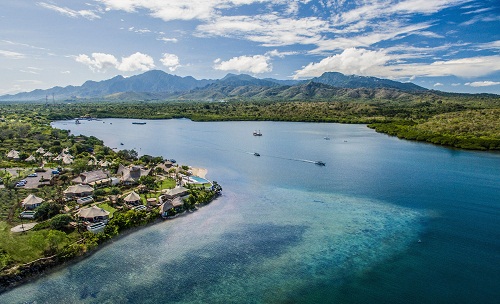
[0, 70, 435, 102]
[311, 71, 427, 92]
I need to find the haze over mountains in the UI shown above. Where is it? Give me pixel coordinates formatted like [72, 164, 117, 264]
[0, 70, 487, 102]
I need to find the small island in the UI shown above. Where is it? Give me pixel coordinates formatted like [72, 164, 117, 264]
[0, 112, 221, 293]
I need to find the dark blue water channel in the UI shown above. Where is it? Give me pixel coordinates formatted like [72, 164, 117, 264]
[1, 119, 499, 303]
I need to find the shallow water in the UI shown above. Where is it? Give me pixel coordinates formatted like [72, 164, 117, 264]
[1, 119, 498, 303]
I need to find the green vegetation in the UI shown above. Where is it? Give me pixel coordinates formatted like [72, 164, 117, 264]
[0, 94, 497, 290]
[0, 103, 222, 291]
[96, 203, 117, 217]
[3, 96, 498, 150]
[369, 109, 500, 150]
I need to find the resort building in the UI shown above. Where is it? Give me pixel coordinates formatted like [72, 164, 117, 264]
[22, 194, 44, 210]
[64, 184, 94, 198]
[35, 147, 46, 154]
[25, 155, 37, 162]
[76, 205, 110, 223]
[159, 197, 184, 218]
[6, 149, 20, 160]
[62, 154, 74, 164]
[117, 164, 151, 185]
[72, 170, 109, 185]
[123, 191, 142, 206]
[161, 186, 189, 199]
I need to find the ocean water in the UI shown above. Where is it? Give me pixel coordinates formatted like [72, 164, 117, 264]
[1, 119, 498, 303]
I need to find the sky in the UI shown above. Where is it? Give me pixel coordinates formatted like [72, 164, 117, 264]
[0, 0, 499, 95]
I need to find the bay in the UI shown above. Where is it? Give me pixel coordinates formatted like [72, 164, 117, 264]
[1, 119, 499, 303]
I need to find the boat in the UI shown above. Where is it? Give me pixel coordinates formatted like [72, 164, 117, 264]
[324, 136, 330, 140]
[120, 143, 124, 145]
[75, 119, 80, 124]
[253, 130, 262, 136]
[132, 122, 146, 125]
[253, 152, 260, 157]
[314, 161, 326, 166]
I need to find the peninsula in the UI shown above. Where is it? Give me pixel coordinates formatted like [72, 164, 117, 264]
[0, 110, 222, 293]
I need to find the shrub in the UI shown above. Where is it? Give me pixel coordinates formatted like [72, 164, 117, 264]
[49, 214, 73, 230]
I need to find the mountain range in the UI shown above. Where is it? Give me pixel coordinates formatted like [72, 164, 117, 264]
[0, 70, 474, 102]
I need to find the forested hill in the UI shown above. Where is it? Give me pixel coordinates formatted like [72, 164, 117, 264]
[0, 70, 440, 102]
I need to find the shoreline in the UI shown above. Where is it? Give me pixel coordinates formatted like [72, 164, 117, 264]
[0, 218, 160, 294]
[0, 191, 221, 295]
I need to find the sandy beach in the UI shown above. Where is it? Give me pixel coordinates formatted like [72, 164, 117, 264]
[190, 167, 208, 178]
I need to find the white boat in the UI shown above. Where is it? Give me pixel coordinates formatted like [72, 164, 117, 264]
[253, 130, 262, 136]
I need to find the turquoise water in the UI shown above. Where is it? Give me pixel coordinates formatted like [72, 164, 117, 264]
[1, 119, 499, 303]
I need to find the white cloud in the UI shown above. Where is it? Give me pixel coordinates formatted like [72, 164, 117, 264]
[414, 56, 500, 78]
[414, 31, 444, 38]
[75, 52, 155, 72]
[118, 52, 155, 72]
[433, 82, 443, 87]
[451, 83, 461, 86]
[128, 27, 151, 34]
[158, 37, 178, 43]
[214, 55, 272, 74]
[0, 50, 25, 59]
[20, 69, 39, 75]
[265, 49, 298, 58]
[465, 81, 500, 87]
[98, 0, 270, 21]
[476, 40, 500, 50]
[293, 48, 391, 79]
[76, 53, 119, 72]
[160, 53, 181, 71]
[294, 48, 500, 80]
[197, 14, 326, 47]
[1, 40, 47, 50]
[313, 22, 432, 53]
[95, 0, 469, 57]
[38, 2, 100, 20]
[334, 0, 470, 26]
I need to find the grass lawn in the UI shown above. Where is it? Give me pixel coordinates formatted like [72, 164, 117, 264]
[96, 202, 117, 217]
[0, 221, 79, 266]
[158, 178, 176, 190]
[139, 192, 161, 203]
[135, 178, 176, 203]
[0, 221, 42, 264]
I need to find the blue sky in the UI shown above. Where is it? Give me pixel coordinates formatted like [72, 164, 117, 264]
[0, 0, 499, 95]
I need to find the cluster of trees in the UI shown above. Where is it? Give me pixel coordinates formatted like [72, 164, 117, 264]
[369, 109, 500, 150]
[15, 96, 496, 150]
[183, 182, 223, 210]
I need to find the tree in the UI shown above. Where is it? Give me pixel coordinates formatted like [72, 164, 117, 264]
[35, 203, 61, 221]
[29, 230, 67, 256]
[138, 175, 157, 191]
[71, 158, 90, 174]
[46, 230, 68, 255]
[50, 214, 73, 230]
[211, 181, 222, 194]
